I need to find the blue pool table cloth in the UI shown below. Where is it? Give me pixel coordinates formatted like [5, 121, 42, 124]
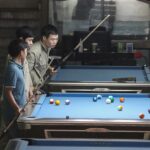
[28, 93, 150, 120]
[5, 138, 150, 150]
[51, 66, 150, 82]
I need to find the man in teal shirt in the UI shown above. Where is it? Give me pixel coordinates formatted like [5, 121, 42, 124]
[2, 39, 28, 137]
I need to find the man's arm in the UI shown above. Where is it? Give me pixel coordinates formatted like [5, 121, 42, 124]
[4, 87, 22, 115]
[27, 52, 36, 72]
[27, 52, 43, 86]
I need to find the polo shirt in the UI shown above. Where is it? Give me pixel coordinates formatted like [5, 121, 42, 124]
[2, 59, 25, 124]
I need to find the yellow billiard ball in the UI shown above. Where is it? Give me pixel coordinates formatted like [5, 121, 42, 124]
[117, 105, 123, 111]
[55, 100, 60, 105]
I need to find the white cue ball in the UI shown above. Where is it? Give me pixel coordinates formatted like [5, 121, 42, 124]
[65, 99, 70, 105]
[106, 98, 111, 104]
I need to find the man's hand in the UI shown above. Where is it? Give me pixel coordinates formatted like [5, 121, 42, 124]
[50, 66, 57, 73]
[49, 66, 57, 75]
[15, 107, 25, 115]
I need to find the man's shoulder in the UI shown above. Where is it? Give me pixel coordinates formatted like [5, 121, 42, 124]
[30, 41, 42, 53]
[6, 62, 19, 75]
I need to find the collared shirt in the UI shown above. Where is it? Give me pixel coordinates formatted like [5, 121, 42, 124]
[5, 55, 32, 100]
[27, 41, 51, 87]
[2, 59, 25, 124]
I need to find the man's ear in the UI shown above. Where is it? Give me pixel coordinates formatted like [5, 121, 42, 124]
[20, 49, 24, 55]
[42, 36, 47, 41]
[20, 49, 23, 55]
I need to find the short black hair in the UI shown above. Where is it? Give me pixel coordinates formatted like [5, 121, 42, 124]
[16, 26, 34, 40]
[8, 39, 28, 58]
[41, 24, 58, 38]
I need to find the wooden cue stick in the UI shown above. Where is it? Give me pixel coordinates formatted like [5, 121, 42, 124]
[62, 14, 111, 63]
[74, 14, 110, 50]
[0, 104, 27, 140]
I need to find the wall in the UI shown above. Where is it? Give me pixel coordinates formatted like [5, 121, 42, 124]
[116, 0, 150, 21]
[0, 0, 48, 94]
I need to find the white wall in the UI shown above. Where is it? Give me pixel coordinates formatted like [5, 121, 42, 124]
[49, 0, 150, 22]
[116, 0, 150, 21]
[55, 0, 78, 21]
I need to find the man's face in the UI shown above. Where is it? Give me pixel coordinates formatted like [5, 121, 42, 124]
[25, 37, 34, 48]
[43, 34, 59, 48]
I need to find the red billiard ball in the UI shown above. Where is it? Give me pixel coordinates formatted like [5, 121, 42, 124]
[49, 99, 54, 104]
[120, 97, 124, 103]
[139, 113, 145, 119]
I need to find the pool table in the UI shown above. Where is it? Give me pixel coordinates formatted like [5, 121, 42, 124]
[5, 138, 150, 150]
[17, 92, 150, 138]
[47, 65, 150, 92]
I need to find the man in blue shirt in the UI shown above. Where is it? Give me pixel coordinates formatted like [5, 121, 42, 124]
[2, 39, 28, 137]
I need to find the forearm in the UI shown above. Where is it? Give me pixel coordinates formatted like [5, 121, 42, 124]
[5, 88, 20, 113]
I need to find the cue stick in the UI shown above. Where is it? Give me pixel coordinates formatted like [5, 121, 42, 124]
[0, 101, 29, 140]
[0, 75, 49, 140]
[62, 14, 111, 63]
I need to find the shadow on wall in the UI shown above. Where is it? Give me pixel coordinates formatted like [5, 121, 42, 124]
[72, 0, 95, 20]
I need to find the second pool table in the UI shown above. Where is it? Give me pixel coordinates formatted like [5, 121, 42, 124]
[5, 138, 150, 150]
[47, 65, 150, 92]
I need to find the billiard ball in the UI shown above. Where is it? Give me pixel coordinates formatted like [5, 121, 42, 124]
[55, 100, 60, 105]
[106, 98, 111, 104]
[117, 105, 123, 111]
[49, 99, 54, 104]
[139, 113, 145, 119]
[97, 94, 102, 99]
[148, 109, 150, 113]
[108, 95, 114, 103]
[108, 95, 113, 99]
[93, 97, 97, 102]
[65, 99, 70, 105]
[66, 116, 69, 119]
[120, 97, 125, 103]
[110, 98, 114, 103]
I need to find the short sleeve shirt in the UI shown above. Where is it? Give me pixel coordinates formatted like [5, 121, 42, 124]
[2, 60, 26, 123]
